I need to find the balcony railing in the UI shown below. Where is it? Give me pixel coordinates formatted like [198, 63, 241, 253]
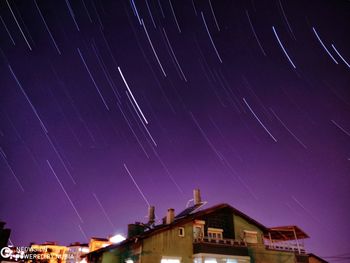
[193, 237, 247, 247]
[264, 241, 306, 254]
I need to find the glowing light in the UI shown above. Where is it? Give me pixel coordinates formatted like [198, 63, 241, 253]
[109, 234, 126, 244]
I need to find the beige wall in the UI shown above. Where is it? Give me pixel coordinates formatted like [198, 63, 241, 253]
[233, 215, 264, 244]
[248, 247, 296, 263]
[141, 222, 193, 263]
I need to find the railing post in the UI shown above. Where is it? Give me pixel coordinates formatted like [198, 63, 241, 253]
[292, 227, 301, 254]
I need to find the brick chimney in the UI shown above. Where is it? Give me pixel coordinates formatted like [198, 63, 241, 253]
[166, 208, 175, 224]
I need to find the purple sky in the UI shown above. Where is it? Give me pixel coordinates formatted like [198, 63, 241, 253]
[0, 0, 349, 261]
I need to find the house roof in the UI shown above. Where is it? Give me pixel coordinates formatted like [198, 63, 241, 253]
[85, 203, 311, 257]
[85, 203, 269, 257]
[308, 253, 328, 263]
[265, 225, 309, 240]
[90, 237, 109, 242]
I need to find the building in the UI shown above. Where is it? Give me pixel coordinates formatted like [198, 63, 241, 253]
[0, 221, 12, 261]
[85, 189, 327, 263]
[88, 238, 112, 253]
[67, 242, 89, 263]
[30, 242, 70, 263]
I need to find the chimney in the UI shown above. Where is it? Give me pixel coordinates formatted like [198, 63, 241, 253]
[148, 206, 155, 225]
[166, 208, 175, 224]
[194, 189, 202, 205]
[127, 222, 145, 238]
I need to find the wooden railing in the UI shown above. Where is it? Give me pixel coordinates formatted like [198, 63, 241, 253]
[193, 237, 247, 247]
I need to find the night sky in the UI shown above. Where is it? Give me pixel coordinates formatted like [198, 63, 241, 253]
[0, 0, 349, 261]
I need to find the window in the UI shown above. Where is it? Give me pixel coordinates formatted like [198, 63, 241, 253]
[243, 230, 258, 244]
[125, 260, 134, 263]
[193, 220, 205, 239]
[207, 228, 223, 240]
[161, 257, 181, 263]
[178, 227, 185, 237]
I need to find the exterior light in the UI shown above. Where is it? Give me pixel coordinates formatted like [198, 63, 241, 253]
[109, 234, 126, 244]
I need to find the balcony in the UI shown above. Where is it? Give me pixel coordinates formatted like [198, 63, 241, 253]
[264, 241, 306, 254]
[193, 237, 249, 257]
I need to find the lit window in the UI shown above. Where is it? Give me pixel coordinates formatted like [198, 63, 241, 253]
[204, 259, 217, 263]
[243, 230, 258, 244]
[125, 260, 134, 263]
[161, 257, 181, 263]
[178, 227, 185, 237]
[193, 226, 204, 239]
[207, 228, 223, 240]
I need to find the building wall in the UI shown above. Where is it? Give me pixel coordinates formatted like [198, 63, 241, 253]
[31, 244, 69, 263]
[101, 249, 120, 263]
[89, 240, 112, 253]
[94, 211, 309, 263]
[247, 247, 296, 263]
[141, 222, 194, 263]
[232, 215, 302, 263]
[233, 215, 264, 244]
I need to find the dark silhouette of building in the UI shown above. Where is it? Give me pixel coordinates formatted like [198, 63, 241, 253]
[0, 221, 11, 261]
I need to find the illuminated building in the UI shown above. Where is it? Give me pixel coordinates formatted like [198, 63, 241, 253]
[88, 238, 112, 253]
[67, 242, 89, 263]
[30, 242, 69, 263]
[84, 189, 327, 263]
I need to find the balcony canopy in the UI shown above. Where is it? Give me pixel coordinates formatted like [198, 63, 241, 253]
[265, 226, 309, 241]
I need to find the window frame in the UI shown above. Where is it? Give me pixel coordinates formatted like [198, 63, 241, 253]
[178, 227, 185, 237]
[207, 227, 223, 240]
[243, 230, 258, 244]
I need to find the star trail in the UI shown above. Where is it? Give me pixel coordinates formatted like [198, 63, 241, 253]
[0, 0, 349, 261]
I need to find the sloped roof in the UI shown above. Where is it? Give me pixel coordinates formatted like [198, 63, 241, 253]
[308, 253, 328, 263]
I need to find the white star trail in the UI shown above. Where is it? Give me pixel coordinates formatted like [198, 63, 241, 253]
[130, 0, 142, 25]
[47, 160, 83, 223]
[190, 112, 224, 161]
[77, 48, 110, 110]
[146, 0, 156, 28]
[117, 103, 150, 158]
[141, 18, 167, 77]
[201, 12, 223, 63]
[209, 0, 220, 31]
[78, 224, 88, 241]
[118, 66, 149, 124]
[331, 44, 350, 69]
[270, 108, 307, 149]
[278, 0, 296, 40]
[64, 0, 80, 31]
[45, 133, 77, 185]
[312, 27, 338, 64]
[0, 15, 15, 45]
[0, 150, 24, 192]
[8, 65, 48, 133]
[331, 120, 350, 137]
[34, 0, 61, 55]
[162, 28, 187, 82]
[243, 98, 278, 142]
[93, 193, 116, 230]
[168, 0, 181, 33]
[245, 10, 267, 56]
[126, 92, 157, 146]
[5, 0, 32, 50]
[123, 163, 150, 207]
[272, 26, 296, 68]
